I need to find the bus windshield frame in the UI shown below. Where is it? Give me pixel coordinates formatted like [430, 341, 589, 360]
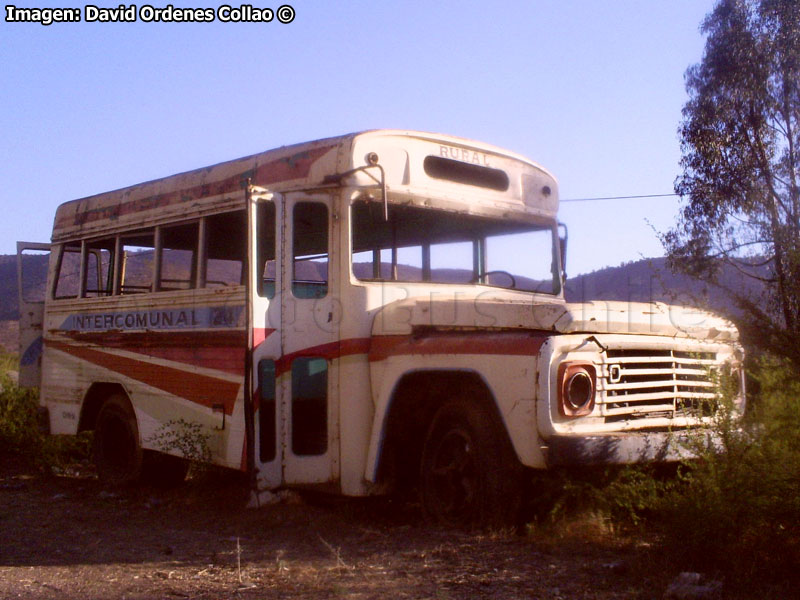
[350, 201, 562, 295]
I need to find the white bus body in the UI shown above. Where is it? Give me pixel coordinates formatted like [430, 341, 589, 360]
[18, 130, 744, 524]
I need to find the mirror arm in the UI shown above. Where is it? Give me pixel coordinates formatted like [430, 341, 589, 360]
[558, 221, 568, 281]
[321, 157, 389, 219]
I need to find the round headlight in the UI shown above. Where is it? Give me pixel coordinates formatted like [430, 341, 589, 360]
[566, 371, 594, 411]
[558, 362, 596, 417]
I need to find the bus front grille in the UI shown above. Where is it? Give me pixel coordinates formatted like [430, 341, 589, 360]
[600, 349, 718, 423]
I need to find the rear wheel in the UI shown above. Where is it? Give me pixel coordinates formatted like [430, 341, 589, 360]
[93, 394, 143, 486]
[420, 398, 522, 528]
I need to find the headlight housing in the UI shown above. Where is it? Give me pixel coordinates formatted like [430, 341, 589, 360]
[558, 362, 596, 417]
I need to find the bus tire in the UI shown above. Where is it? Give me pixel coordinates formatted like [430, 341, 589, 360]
[420, 398, 522, 528]
[93, 394, 143, 486]
[142, 450, 189, 488]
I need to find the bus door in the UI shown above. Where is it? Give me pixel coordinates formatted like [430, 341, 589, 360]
[249, 190, 283, 489]
[280, 192, 339, 485]
[250, 190, 339, 488]
[16, 242, 50, 388]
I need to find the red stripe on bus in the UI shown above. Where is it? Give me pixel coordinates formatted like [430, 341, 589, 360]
[261, 331, 546, 376]
[253, 327, 276, 349]
[252, 147, 333, 186]
[46, 340, 240, 415]
[368, 331, 548, 362]
[60, 330, 247, 375]
[45, 331, 546, 420]
[273, 338, 372, 377]
[133, 346, 245, 376]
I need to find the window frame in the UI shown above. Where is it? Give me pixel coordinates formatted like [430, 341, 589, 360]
[50, 209, 252, 300]
[349, 201, 562, 295]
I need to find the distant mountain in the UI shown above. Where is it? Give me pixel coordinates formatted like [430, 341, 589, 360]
[0, 254, 48, 321]
[564, 256, 764, 319]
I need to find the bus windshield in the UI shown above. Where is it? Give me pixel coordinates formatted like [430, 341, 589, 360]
[351, 202, 561, 295]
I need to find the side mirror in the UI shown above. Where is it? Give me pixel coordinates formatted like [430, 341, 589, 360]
[558, 222, 568, 281]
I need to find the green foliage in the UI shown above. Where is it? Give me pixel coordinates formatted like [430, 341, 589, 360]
[596, 466, 667, 528]
[0, 373, 91, 469]
[524, 465, 668, 532]
[527, 359, 799, 590]
[0, 352, 17, 376]
[0, 373, 42, 455]
[647, 358, 799, 584]
[667, 0, 800, 371]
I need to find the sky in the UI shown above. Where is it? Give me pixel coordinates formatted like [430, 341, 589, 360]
[1, 0, 716, 277]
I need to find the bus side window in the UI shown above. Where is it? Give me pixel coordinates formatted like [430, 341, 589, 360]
[257, 202, 276, 298]
[120, 230, 156, 294]
[84, 239, 115, 297]
[54, 243, 81, 299]
[205, 211, 246, 287]
[258, 359, 277, 463]
[292, 202, 328, 299]
[291, 357, 328, 456]
[158, 222, 198, 292]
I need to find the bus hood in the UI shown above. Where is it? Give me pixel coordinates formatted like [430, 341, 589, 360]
[371, 298, 738, 341]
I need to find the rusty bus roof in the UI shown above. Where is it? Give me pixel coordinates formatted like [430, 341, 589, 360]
[52, 130, 558, 242]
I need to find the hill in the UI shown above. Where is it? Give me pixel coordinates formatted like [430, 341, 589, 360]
[0, 253, 48, 322]
[564, 256, 763, 318]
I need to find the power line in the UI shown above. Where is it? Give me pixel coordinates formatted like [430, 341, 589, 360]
[561, 193, 679, 203]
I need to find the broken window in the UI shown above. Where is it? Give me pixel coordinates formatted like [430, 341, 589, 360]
[292, 202, 328, 299]
[157, 222, 198, 292]
[54, 243, 81, 299]
[256, 202, 277, 298]
[259, 359, 277, 463]
[18, 247, 49, 304]
[291, 357, 328, 456]
[120, 230, 156, 294]
[204, 211, 246, 287]
[429, 240, 474, 284]
[84, 239, 115, 297]
[350, 202, 560, 294]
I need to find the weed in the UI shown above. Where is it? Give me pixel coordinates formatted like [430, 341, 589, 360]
[146, 418, 213, 476]
[0, 373, 41, 455]
[523, 357, 799, 592]
[0, 372, 91, 469]
[650, 357, 800, 583]
[0, 351, 18, 376]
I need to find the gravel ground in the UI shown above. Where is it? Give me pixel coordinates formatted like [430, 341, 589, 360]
[0, 455, 706, 600]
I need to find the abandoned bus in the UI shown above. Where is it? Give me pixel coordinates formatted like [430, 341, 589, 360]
[17, 130, 744, 525]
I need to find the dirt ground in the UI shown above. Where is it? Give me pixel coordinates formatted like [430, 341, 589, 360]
[0, 455, 682, 600]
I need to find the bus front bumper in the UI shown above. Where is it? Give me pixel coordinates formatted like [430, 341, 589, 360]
[543, 430, 718, 467]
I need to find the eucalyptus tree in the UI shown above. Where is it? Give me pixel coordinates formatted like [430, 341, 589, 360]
[667, 0, 800, 368]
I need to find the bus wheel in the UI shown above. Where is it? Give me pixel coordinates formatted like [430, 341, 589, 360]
[142, 451, 189, 488]
[420, 399, 521, 528]
[93, 394, 143, 486]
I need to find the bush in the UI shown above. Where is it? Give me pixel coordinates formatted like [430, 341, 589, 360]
[520, 463, 678, 550]
[650, 357, 800, 585]
[0, 351, 17, 376]
[0, 373, 41, 454]
[0, 372, 91, 470]
[528, 357, 800, 591]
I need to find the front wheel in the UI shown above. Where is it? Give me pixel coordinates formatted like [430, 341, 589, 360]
[93, 394, 143, 486]
[420, 398, 522, 528]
